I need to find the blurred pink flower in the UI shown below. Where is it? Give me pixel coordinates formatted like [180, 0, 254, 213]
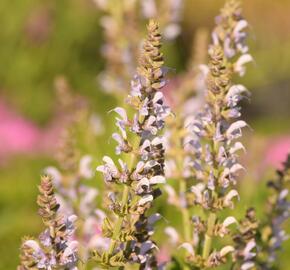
[0, 100, 63, 160]
[157, 245, 170, 264]
[0, 101, 41, 155]
[264, 136, 290, 169]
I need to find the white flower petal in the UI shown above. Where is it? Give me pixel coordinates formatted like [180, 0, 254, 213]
[150, 175, 166, 184]
[102, 156, 115, 166]
[68, 215, 78, 223]
[179, 243, 195, 255]
[220, 245, 234, 257]
[138, 195, 154, 206]
[79, 155, 93, 179]
[223, 216, 238, 227]
[96, 165, 105, 173]
[64, 240, 78, 255]
[164, 185, 176, 197]
[165, 227, 179, 244]
[230, 163, 245, 174]
[234, 54, 253, 76]
[141, 0, 157, 18]
[230, 142, 246, 154]
[226, 120, 248, 139]
[137, 178, 150, 192]
[226, 84, 249, 100]
[112, 133, 123, 143]
[112, 107, 128, 121]
[190, 183, 205, 201]
[243, 239, 256, 260]
[279, 189, 289, 200]
[24, 240, 42, 252]
[152, 136, 163, 146]
[95, 209, 106, 221]
[135, 161, 145, 172]
[163, 23, 181, 40]
[233, 20, 248, 36]
[153, 91, 164, 103]
[241, 262, 255, 270]
[44, 167, 62, 186]
[224, 189, 240, 208]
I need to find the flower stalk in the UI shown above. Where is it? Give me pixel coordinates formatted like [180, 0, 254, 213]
[18, 176, 78, 270]
[95, 20, 170, 268]
[202, 213, 217, 260]
[176, 0, 253, 268]
[16, 1, 290, 270]
[257, 155, 290, 269]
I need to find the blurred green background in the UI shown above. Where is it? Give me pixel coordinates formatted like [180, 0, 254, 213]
[0, 0, 290, 269]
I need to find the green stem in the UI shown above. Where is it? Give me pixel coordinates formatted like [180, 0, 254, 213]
[107, 136, 140, 256]
[108, 185, 130, 255]
[174, 120, 192, 243]
[180, 180, 191, 242]
[202, 212, 216, 259]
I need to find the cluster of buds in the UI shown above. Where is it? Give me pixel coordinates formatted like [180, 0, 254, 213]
[95, 20, 170, 268]
[18, 176, 78, 270]
[94, 0, 183, 97]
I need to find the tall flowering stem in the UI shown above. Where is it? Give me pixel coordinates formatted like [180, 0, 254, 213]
[178, 0, 252, 268]
[18, 176, 78, 270]
[257, 155, 290, 269]
[95, 20, 170, 268]
[233, 155, 290, 270]
[162, 28, 209, 253]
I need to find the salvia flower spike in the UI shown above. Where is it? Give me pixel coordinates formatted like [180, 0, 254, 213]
[233, 155, 290, 270]
[95, 20, 170, 269]
[178, 0, 252, 268]
[18, 175, 79, 270]
[257, 155, 290, 269]
[17, 1, 290, 269]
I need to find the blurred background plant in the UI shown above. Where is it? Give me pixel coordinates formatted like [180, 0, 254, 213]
[0, 0, 290, 269]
